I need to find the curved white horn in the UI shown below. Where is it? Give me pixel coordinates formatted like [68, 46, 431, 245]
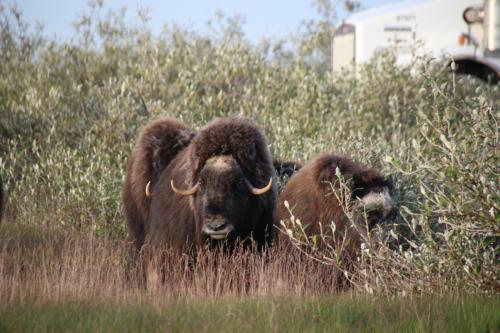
[145, 181, 152, 197]
[171, 179, 199, 196]
[246, 177, 273, 195]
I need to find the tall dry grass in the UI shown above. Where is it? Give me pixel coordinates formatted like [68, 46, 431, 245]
[0, 224, 349, 305]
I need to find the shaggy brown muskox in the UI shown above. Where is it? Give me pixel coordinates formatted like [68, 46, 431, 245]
[124, 116, 277, 255]
[275, 153, 396, 261]
[122, 117, 195, 252]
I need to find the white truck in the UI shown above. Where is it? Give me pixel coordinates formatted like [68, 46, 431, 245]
[332, 0, 500, 82]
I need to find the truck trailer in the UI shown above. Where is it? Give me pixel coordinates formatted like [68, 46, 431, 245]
[332, 0, 500, 82]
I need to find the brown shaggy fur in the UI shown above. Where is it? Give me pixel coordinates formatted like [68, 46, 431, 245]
[143, 117, 276, 252]
[275, 153, 394, 261]
[122, 117, 195, 251]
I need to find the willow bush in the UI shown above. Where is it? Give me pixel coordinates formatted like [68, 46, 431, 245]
[0, 3, 498, 294]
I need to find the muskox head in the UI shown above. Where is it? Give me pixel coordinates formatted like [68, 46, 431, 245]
[171, 155, 273, 241]
[351, 173, 397, 228]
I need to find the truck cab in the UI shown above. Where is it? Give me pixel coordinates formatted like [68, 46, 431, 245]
[333, 0, 500, 83]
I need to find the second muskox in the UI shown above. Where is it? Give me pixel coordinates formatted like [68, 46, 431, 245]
[275, 153, 397, 260]
[123, 116, 277, 254]
[123, 117, 196, 252]
[273, 160, 303, 179]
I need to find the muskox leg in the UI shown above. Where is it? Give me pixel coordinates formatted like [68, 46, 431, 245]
[123, 198, 147, 286]
[146, 260, 161, 291]
[140, 246, 165, 291]
[139, 245, 196, 292]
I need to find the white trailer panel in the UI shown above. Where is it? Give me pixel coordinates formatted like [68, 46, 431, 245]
[333, 0, 500, 81]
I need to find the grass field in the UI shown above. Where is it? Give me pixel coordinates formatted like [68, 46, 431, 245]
[0, 2, 499, 332]
[1, 296, 499, 333]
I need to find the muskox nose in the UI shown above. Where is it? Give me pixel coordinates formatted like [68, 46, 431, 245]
[205, 220, 228, 232]
[202, 216, 234, 240]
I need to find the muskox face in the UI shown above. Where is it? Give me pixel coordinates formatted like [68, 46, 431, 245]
[197, 156, 250, 240]
[171, 155, 272, 241]
[352, 176, 398, 228]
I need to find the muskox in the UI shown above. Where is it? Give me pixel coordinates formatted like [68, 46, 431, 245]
[123, 117, 195, 252]
[273, 159, 303, 193]
[123, 117, 277, 255]
[275, 153, 397, 261]
[273, 159, 303, 179]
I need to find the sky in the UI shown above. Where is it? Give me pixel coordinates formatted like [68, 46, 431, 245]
[15, 0, 399, 43]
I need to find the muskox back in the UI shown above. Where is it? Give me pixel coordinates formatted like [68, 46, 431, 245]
[122, 117, 195, 251]
[275, 153, 396, 260]
[146, 117, 277, 252]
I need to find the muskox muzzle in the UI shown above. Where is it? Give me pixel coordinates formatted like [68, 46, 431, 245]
[355, 187, 398, 227]
[202, 218, 235, 240]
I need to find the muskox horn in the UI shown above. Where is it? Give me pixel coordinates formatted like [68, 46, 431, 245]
[170, 179, 199, 196]
[246, 177, 273, 195]
[145, 181, 152, 197]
